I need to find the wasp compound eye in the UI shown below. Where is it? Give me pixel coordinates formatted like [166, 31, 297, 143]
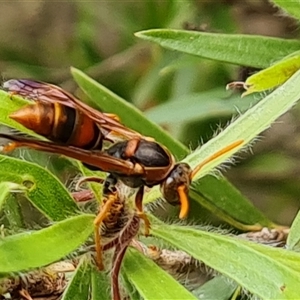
[161, 163, 192, 205]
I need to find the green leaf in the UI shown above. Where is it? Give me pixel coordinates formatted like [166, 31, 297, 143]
[230, 51, 300, 96]
[145, 88, 260, 125]
[192, 276, 237, 300]
[287, 210, 300, 251]
[71, 67, 187, 159]
[122, 270, 142, 300]
[135, 29, 300, 68]
[0, 182, 26, 210]
[151, 220, 300, 299]
[0, 155, 79, 221]
[132, 51, 179, 108]
[123, 248, 197, 300]
[190, 177, 273, 229]
[238, 237, 300, 274]
[272, 0, 300, 20]
[61, 256, 91, 300]
[0, 214, 94, 273]
[91, 264, 111, 300]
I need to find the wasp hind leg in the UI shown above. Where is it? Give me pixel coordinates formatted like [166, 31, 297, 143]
[135, 186, 150, 236]
[93, 196, 116, 270]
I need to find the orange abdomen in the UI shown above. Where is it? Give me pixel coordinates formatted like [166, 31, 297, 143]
[10, 101, 103, 149]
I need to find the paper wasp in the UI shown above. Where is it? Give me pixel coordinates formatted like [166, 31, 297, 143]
[1, 79, 243, 227]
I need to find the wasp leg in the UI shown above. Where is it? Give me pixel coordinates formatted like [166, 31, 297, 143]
[124, 138, 140, 158]
[135, 186, 150, 236]
[111, 243, 127, 300]
[103, 113, 120, 122]
[94, 197, 116, 270]
[73, 176, 104, 202]
[75, 176, 105, 191]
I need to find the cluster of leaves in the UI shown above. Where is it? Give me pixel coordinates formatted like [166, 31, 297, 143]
[1, 1, 300, 299]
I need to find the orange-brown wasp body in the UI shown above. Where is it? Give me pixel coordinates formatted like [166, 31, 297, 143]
[1, 79, 243, 222]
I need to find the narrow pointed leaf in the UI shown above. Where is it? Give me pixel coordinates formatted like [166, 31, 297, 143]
[135, 29, 300, 68]
[238, 236, 300, 273]
[0, 214, 94, 273]
[287, 210, 300, 251]
[123, 248, 197, 300]
[122, 271, 142, 300]
[192, 276, 237, 300]
[62, 256, 91, 300]
[190, 179, 273, 229]
[272, 0, 300, 20]
[145, 88, 260, 124]
[91, 265, 111, 300]
[231, 51, 300, 96]
[0, 155, 79, 221]
[151, 220, 300, 299]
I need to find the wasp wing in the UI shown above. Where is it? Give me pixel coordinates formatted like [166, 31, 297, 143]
[0, 133, 142, 176]
[3, 79, 142, 140]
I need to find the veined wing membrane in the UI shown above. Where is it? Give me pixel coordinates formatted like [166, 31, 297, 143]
[0, 133, 142, 176]
[3, 79, 142, 140]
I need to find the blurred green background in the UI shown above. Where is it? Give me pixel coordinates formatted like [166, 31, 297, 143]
[1, 0, 299, 225]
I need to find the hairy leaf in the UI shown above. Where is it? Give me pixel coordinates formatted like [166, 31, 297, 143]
[135, 29, 300, 68]
[61, 256, 91, 300]
[151, 219, 300, 299]
[287, 210, 300, 251]
[0, 214, 94, 273]
[0, 155, 79, 221]
[123, 248, 197, 300]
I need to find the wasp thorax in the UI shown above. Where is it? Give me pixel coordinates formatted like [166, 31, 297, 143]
[160, 162, 192, 206]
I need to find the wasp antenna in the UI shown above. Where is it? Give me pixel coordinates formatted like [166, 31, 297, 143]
[177, 185, 189, 219]
[190, 139, 244, 180]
